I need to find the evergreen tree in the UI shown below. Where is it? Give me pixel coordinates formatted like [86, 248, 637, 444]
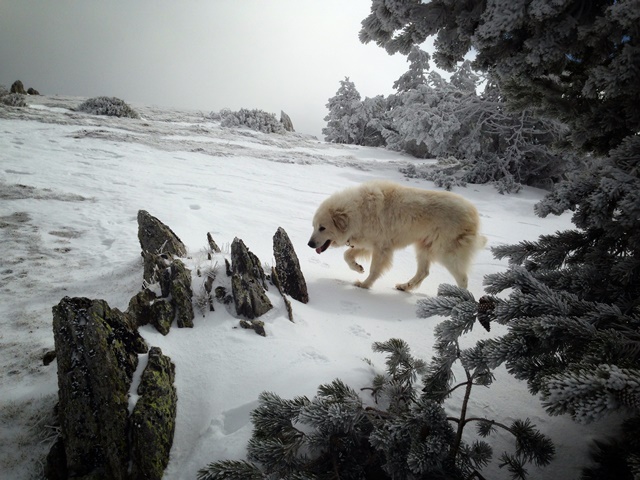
[199, 319, 554, 479]
[393, 46, 431, 93]
[323, 77, 365, 144]
[393, 66, 571, 191]
[367, 0, 640, 473]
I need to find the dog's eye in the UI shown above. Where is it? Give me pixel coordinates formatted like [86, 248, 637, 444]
[319, 226, 326, 232]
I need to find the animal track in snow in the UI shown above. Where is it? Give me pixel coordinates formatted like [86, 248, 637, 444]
[348, 324, 371, 339]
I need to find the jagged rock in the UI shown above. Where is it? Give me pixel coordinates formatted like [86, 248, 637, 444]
[239, 319, 266, 337]
[230, 237, 272, 320]
[27, 87, 40, 95]
[128, 256, 193, 333]
[137, 210, 187, 258]
[134, 211, 193, 334]
[130, 347, 177, 480]
[160, 258, 194, 328]
[215, 286, 233, 305]
[141, 250, 168, 284]
[207, 232, 221, 254]
[126, 288, 174, 335]
[273, 227, 309, 304]
[51, 297, 148, 479]
[10, 80, 26, 94]
[271, 266, 294, 322]
[280, 110, 295, 132]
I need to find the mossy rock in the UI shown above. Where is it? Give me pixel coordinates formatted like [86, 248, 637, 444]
[137, 210, 186, 258]
[51, 297, 148, 479]
[230, 238, 272, 320]
[130, 347, 177, 480]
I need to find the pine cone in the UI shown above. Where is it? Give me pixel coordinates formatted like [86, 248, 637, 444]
[477, 296, 496, 332]
[616, 387, 640, 410]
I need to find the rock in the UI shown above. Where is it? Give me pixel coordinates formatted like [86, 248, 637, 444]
[271, 266, 294, 323]
[127, 288, 158, 327]
[27, 87, 40, 95]
[141, 250, 169, 284]
[128, 256, 193, 334]
[44, 436, 67, 480]
[126, 288, 173, 335]
[130, 347, 177, 480]
[42, 350, 57, 366]
[280, 110, 295, 132]
[239, 319, 266, 337]
[160, 259, 194, 328]
[51, 297, 148, 479]
[134, 211, 193, 334]
[215, 286, 233, 305]
[137, 210, 187, 258]
[10, 80, 26, 94]
[273, 227, 309, 303]
[207, 232, 221, 254]
[230, 237, 272, 320]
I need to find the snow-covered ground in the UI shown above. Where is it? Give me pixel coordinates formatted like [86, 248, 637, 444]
[0, 96, 616, 479]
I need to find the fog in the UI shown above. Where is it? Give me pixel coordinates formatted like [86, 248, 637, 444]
[1, 0, 414, 138]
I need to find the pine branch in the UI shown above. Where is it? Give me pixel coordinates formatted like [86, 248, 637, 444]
[197, 460, 264, 480]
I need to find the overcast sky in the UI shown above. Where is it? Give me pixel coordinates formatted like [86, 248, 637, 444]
[1, 1, 418, 138]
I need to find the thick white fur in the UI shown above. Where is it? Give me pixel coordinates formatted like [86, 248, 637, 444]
[307, 180, 487, 291]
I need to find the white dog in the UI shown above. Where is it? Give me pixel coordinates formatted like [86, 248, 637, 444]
[307, 180, 486, 291]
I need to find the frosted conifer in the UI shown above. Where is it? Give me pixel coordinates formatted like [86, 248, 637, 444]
[362, 6, 640, 475]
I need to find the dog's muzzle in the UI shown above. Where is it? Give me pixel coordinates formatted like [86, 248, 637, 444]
[308, 239, 331, 254]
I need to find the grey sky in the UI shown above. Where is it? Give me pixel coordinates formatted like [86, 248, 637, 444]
[1, 1, 414, 138]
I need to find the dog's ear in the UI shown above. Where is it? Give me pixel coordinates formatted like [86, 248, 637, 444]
[332, 209, 349, 232]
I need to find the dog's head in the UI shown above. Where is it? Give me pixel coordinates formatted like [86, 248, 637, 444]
[308, 208, 349, 254]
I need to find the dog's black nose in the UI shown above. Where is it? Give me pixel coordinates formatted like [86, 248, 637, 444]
[307, 240, 315, 248]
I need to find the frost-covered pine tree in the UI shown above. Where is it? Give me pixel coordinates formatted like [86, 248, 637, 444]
[364, 0, 640, 475]
[393, 46, 431, 93]
[198, 329, 554, 480]
[323, 77, 390, 147]
[322, 77, 365, 144]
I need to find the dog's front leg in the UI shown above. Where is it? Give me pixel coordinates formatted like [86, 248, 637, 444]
[344, 247, 367, 273]
[355, 247, 392, 289]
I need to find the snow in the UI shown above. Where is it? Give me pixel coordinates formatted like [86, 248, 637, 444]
[0, 96, 615, 479]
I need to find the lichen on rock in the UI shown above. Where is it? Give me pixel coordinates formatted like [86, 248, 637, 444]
[273, 226, 309, 304]
[51, 296, 148, 479]
[130, 347, 177, 480]
[230, 237, 272, 320]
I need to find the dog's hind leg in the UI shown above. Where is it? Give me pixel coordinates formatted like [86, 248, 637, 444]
[344, 247, 368, 273]
[439, 254, 470, 289]
[396, 245, 431, 291]
[355, 247, 392, 289]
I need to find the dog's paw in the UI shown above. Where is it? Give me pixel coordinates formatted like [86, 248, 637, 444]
[354, 280, 370, 289]
[395, 282, 412, 292]
[347, 262, 365, 273]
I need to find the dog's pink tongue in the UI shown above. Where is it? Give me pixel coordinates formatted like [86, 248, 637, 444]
[315, 247, 322, 254]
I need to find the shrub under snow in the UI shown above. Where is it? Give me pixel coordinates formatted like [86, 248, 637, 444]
[220, 108, 285, 134]
[76, 96, 140, 119]
[1, 93, 27, 107]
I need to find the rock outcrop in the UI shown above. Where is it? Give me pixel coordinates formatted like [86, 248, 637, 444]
[160, 258, 194, 328]
[273, 227, 309, 304]
[10, 79, 26, 94]
[130, 347, 177, 480]
[130, 211, 193, 334]
[230, 237, 272, 319]
[280, 110, 295, 132]
[138, 210, 187, 259]
[51, 297, 148, 479]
